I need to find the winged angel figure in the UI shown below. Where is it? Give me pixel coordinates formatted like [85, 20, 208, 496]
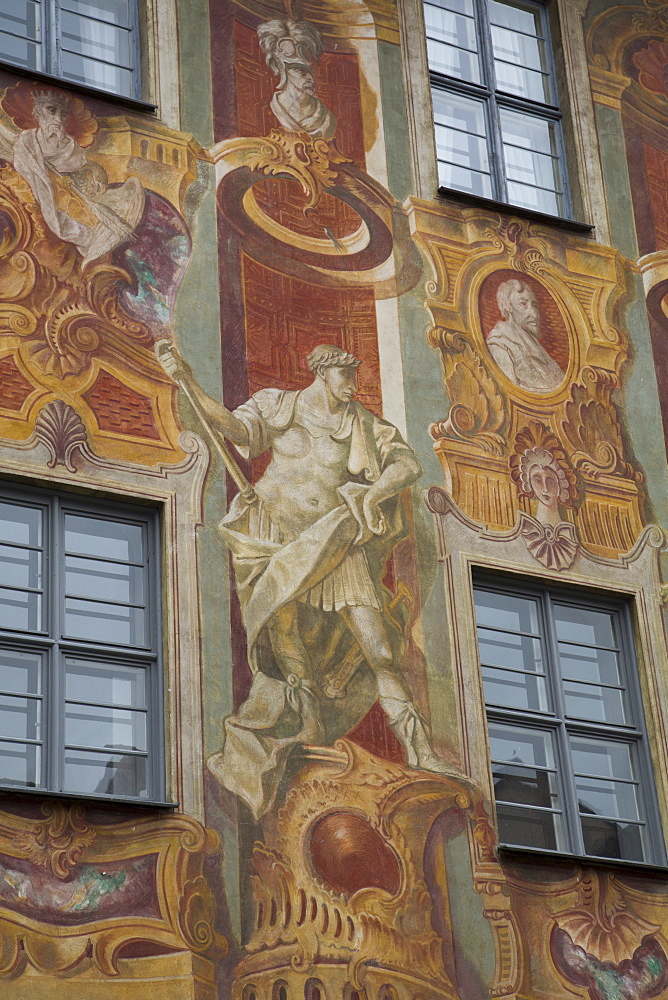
[0, 81, 143, 265]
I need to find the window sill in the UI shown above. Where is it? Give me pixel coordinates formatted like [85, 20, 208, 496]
[0, 59, 157, 115]
[498, 844, 668, 879]
[437, 187, 595, 235]
[0, 785, 178, 811]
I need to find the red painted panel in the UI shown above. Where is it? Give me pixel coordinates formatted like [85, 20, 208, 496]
[241, 254, 382, 415]
[0, 356, 34, 411]
[83, 371, 160, 440]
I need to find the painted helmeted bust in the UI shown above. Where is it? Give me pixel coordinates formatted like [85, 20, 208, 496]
[258, 19, 337, 140]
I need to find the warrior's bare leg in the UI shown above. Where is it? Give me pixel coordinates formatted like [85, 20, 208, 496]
[339, 604, 453, 775]
[338, 605, 410, 698]
[266, 603, 322, 744]
[267, 603, 313, 682]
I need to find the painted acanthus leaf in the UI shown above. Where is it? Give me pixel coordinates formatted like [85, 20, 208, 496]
[429, 328, 506, 454]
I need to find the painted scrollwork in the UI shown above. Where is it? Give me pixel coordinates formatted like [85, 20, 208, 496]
[549, 869, 668, 1000]
[0, 170, 153, 377]
[633, 0, 668, 33]
[178, 875, 219, 954]
[429, 327, 507, 455]
[0, 807, 226, 978]
[229, 129, 350, 216]
[417, 201, 643, 555]
[561, 371, 640, 481]
[211, 130, 422, 296]
[11, 803, 96, 879]
[233, 739, 477, 1000]
[483, 219, 549, 276]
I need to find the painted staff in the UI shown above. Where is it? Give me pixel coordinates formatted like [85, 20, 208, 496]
[155, 339, 257, 505]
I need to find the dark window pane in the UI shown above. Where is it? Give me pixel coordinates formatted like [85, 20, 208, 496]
[490, 1, 549, 102]
[64, 748, 147, 797]
[494, 50, 550, 103]
[0, 501, 42, 547]
[432, 89, 490, 189]
[474, 589, 540, 634]
[0, 694, 41, 741]
[65, 554, 145, 604]
[65, 659, 146, 708]
[65, 702, 146, 752]
[563, 679, 626, 725]
[581, 816, 645, 862]
[559, 642, 622, 686]
[61, 10, 131, 64]
[0, 0, 41, 41]
[496, 802, 563, 851]
[478, 628, 544, 673]
[64, 513, 144, 563]
[483, 663, 548, 712]
[0, 587, 42, 632]
[576, 776, 640, 822]
[0, 738, 40, 786]
[493, 763, 559, 810]
[0, 543, 42, 591]
[0, 30, 41, 69]
[64, 597, 146, 645]
[61, 49, 133, 96]
[554, 605, 617, 648]
[62, 0, 131, 27]
[489, 0, 541, 33]
[505, 180, 559, 216]
[488, 722, 557, 770]
[425, 0, 480, 84]
[0, 648, 42, 695]
[437, 160, 493, 199]
[570, 737, 635, 782]
[500, 110, 563, 215]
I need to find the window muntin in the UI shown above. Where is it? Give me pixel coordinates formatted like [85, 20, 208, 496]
[0, 487, 161, 801]
[0, 0, 139, 100]
[426, 0, 569, 217]
[474, 579, 662, 864]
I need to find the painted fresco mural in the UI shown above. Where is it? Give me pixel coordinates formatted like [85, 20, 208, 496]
[2, 2, 668, 1000]
[0, 72, 196, 467]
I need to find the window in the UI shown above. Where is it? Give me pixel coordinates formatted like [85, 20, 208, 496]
[0, 486, 162, 801]
[0, 0, 140, 99]
[425, 0, 569, 217]
[474, 577, 664, 864]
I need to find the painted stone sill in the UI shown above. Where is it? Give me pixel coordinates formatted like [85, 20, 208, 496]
[0, 785, 178, 812]
[437, 186, 595, 235]
[0, 58, 157, 114]
[499, 844, 668, 878]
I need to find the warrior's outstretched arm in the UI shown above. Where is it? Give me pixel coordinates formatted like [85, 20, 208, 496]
[157, 342, 249, 449]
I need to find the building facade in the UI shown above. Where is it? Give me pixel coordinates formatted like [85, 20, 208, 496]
[1, 1, 668, 998]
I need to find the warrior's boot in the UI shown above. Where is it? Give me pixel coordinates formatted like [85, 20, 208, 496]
[381, 696, 461, 777]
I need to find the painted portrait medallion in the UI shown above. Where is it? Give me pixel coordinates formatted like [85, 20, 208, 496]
[479, 269, 569, 394]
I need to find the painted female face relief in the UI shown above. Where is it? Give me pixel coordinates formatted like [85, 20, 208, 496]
[529, 463, 560, 511]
